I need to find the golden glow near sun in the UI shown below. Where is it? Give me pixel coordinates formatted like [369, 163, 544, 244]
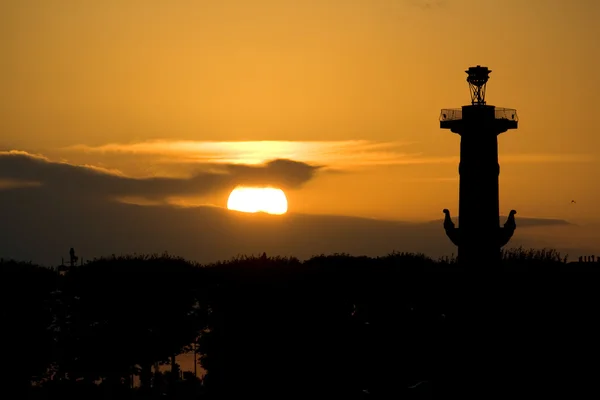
[227, 187, 288, 215]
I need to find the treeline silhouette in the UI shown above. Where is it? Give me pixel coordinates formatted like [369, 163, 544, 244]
[3, 248, 600, 399]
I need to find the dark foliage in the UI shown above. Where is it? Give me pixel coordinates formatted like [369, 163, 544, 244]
[3, 248, 600, 399]
[1, 260, 57, 390]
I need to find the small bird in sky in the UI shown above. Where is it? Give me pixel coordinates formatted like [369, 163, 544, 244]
[408, 381, 429, 389]
[571, 200, 576, 204]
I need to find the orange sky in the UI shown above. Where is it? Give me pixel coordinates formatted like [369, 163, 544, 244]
[1, 0, 599, 223]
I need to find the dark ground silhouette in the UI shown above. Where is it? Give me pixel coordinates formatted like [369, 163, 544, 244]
[3, 248, 600, 399]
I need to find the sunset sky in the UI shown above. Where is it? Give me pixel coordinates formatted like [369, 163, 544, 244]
[1, 0, 599, 258]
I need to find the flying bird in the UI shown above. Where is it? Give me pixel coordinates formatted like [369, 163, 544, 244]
[408, 381, 429, 389]
[571, 200, 576, 204]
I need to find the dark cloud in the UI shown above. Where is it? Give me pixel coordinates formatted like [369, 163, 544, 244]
[508, 217, 572, 228]
[0, 151, 321, 201]
[429, 215, 572, 228]
[0, 151, 595, 267]
[0, 194, 594, 267]
[223, 159, 322, 189]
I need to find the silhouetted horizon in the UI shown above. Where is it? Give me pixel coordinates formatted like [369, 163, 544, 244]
[2, 199, 596, 267]
[6, 249, 600, 399]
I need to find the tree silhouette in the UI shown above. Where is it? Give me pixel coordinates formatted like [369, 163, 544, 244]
[54, 253, 208, 394]
[6, 248, 600, 398]
[1, 260, 57, 394]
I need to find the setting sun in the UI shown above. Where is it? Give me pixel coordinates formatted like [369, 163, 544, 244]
[227, 187, 288, 215]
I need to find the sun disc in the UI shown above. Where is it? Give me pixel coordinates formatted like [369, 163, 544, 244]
[227, 187, 288, 215]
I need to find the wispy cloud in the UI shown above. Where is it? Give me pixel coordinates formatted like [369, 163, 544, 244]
[0, 178, 41, 190]
[397, 177, 457, 183]
[500, 154, 595, 163]
[64, 140, 416, 168]
[63, 140, 594, 170]
[0, 150, 127, 177]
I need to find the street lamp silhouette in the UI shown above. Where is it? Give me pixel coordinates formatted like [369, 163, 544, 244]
[440, 66, 518, 266]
